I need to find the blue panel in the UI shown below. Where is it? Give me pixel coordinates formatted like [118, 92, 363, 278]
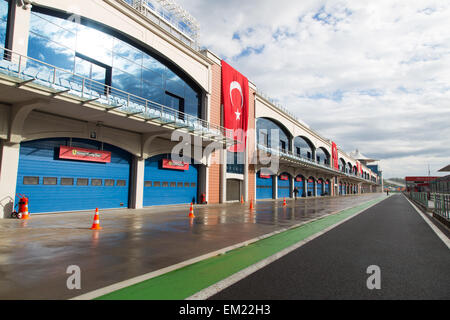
[143, 154, 198, 206]
[325, 182, 330, 195]
[15, 138, 131, 214]
[278, 174, 290, 198]
[307, 180, 315, 196]
[317, 181, 323, 196]
[294, 177, 305, 197]
[256, 172, 272, 200]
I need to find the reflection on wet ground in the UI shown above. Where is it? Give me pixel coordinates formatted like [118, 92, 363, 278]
[0, 194, 382, 299]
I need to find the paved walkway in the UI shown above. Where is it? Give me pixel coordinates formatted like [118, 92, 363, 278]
[0, 194, 381, 299]
[211, 194, 450, 300]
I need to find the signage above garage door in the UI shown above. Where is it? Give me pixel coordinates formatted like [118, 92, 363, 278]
[59, 146, 111, 163]
[162, 159, 190, 171]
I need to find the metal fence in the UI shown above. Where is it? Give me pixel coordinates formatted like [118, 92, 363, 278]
[410, 192, 429, 208]
[434, 193, 450, 222]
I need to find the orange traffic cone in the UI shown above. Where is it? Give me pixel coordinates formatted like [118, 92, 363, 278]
[21, 203, 30, 220]
[241, 195, 244, 204]
[283, 198, 287, 207]
[90, 208, 102, 230]
[189, 203, 195, 218]
[249, 199, 254, 210]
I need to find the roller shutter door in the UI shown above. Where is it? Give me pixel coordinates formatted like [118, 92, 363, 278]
[256, 171, 273, 199]
[294, 177, 304, 197]
[15, 138, 131, 214]
[143, 154, 198, 206]
[325, 181, 330, 195]
[317, 180, 323, 196]
[307, 179, 315, 197]
[278, 174, 291, 198]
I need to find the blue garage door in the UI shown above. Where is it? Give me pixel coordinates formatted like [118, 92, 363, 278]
[278, 174, 291, 198]
[143, 154, 198, 206]
[325, 181, 330, 195]
[317, 180, 323, 196]
[339, 183, 343, 195]
[15, 138, 131, 214]
[307, 179, 315, 196]
[294, 176, 304, 197]
[256, 171, 273, 199]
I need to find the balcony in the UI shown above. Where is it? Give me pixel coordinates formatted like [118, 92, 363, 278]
[0, 47, 233, 144]
[257, 144, 377, 184]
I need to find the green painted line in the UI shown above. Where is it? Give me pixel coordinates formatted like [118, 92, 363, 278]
[97, 196, 386, 300]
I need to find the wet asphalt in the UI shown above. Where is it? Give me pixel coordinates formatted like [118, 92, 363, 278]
[0, 194, 382, 300]
[211, 194, 450, 300]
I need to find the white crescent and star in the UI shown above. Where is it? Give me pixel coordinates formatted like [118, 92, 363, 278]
[230, 81, 243, 121]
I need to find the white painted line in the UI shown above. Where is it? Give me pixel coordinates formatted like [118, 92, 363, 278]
[404, 194, 450, 250]
[186, 197, 388, 300]
[71, 196, 386, 300]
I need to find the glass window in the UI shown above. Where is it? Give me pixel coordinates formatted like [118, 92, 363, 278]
[117, 180, 127, 187]
[77, 178, 89, 186]
[27, 8, 201, 117]
[76, 24, 113, 66]
[23, 176, 39, 185]
[113, 53, 142, 80]
[154, 181, 161, 187]
[113, 38, 142, 63]
[177, 182, 183, 187]
[142, 82, 164, 105]
[61, 178, 74, 186]
[105, 179, 115, 186]
[28, 33, 75, 72]
[91, 179, 102, 186]
[112, 68, 141, 97]
[0, 0, 8, 48]
[29, 12, 77, 50]
[142, 67, 163, 87]
[145, 181, 152, 187]
[170, 182, 176, 187]
[43, 177, 57, 185]
[162, 182, 169, 187]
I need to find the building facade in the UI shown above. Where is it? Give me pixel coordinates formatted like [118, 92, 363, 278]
[0, 0, 382, 217]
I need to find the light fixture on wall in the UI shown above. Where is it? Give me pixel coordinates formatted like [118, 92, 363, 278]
[19, 0, 33, 10]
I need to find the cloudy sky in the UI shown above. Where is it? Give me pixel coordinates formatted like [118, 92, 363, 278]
[176, 0, 450, 178]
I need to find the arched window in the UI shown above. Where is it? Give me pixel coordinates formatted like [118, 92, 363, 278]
[294, 136, 315, 160]
[256, 118, 291, 152]
[316, 147, 330, 166]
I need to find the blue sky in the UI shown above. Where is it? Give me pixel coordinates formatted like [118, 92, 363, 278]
[177, 0, 450, 178]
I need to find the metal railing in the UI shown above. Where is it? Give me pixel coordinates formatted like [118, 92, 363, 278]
[0, 47, 232, 142]
[256, 144, 377, 183]
[410, 192, 429, 208]
[120, 0, 199, 50]
[434, 193, 450, 222]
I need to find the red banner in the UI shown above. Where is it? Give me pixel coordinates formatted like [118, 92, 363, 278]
[222, 60, 249, 153]
[296, 177, 303, 182]
[59, 146, 111, 163]
[162, 159, 189, 171]
[279, 175, 289, 181]
[332, 142, 339, 170]
[260, 173, 271, 179]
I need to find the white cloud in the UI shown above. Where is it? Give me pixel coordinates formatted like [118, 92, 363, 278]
[177, 0, 450, 178]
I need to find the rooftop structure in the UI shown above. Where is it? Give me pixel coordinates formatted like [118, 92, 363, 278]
[121, 0, 200, 49]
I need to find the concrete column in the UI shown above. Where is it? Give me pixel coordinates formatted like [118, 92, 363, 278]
[9, 1, 31, 56]
[273, 175, 278, 199]
[243, 139, 249, 202]
[220, 147, 227, 203]
[0, 141, 20, 219]
[304, 177, 308, 198]
[130, 156, 145, 209]
[289, 175, 294, 198]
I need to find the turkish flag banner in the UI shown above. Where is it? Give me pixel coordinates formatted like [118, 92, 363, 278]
[222, 60, 249, 153]
[332, 142, 339, 170]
